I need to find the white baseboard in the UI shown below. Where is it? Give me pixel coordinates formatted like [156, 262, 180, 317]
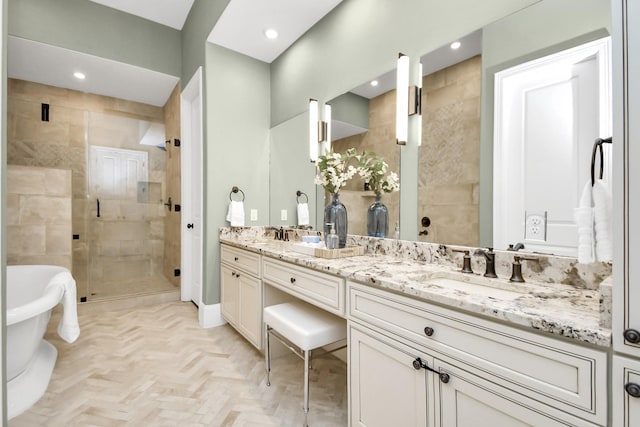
[198, 303, 227, 328]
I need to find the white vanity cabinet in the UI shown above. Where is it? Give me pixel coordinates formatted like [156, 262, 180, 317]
[348, 282, 607, 426]
[613, 0, 640, 423]
[220, 244, 263, 349]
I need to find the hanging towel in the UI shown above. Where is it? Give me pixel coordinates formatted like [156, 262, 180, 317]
[574, 181, 595, 263]
[47, 270, 80, 343]
[593, 180, 613, 262]
[226, 201, 245, 227]
[297, 202, 310, 226]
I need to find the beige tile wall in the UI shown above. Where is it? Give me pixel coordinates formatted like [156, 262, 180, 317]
[163, 83, 181, 286]
[419, 55, 481, 246]
[7, 79, 169, 300]
[7, 165, 72, 269]
[332, 90, 401, 237]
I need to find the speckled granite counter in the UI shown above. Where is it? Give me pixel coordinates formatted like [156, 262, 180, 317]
[220, 228, 612, 348]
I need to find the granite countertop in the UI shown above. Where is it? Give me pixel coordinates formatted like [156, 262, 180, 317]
[220, 237, 611, 348]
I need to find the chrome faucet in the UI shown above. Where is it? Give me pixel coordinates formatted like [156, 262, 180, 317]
[473, 248, 497, 278]
[509, 255, 539, 283]
[452, 249, 473, 274]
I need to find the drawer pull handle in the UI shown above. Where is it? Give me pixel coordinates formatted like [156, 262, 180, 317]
[626, 383, 640, 398]
[624, 329, 640, 343]
[234, 257, 239, 262]
[424, 326, 434, 337]
[290, 277, 296, 284]
[412, 357, 450, 383]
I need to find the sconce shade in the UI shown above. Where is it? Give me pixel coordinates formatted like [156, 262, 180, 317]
[396, 53, 409, 145]
[324, 103, 332, 151]
[309, 99, 319, 162]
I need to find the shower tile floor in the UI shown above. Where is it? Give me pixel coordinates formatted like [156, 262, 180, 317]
[9, 301, 348, 427]
[87, 274, 178, 301]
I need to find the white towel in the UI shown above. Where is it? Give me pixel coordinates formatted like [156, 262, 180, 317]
[297, 202, 310, 226]
[226, 201, 245, 227]
[47, 271, 80, 343]
[593, 180, 613, 262]
[574, 182, 595, 263]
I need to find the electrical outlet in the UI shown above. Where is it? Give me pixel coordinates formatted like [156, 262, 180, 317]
[280, 209, 288, 221]
[250, 209, 258, 221]
[525, 211, 547, 241]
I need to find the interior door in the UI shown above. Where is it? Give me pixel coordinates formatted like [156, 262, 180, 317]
[181, 68, 204, 307]
[494, 38, 611, 256]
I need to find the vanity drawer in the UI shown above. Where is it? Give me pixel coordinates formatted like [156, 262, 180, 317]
[348, 282, 607, 425]
[221, 244, 261, 277]
[263, 258, 345, 316]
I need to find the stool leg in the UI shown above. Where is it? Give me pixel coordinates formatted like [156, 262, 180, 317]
[265, 325, 271, 387]
[303, 349, 310, 427]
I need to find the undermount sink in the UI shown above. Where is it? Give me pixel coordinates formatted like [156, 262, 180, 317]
[407, 271, 544, 300]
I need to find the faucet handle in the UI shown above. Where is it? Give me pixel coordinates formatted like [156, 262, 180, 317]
[452, 249, 473, 274]
[509, 255, 539, 282]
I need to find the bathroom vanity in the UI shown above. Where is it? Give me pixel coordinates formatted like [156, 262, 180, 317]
[219, 229, 610, 426]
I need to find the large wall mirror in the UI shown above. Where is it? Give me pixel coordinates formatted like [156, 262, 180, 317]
[269, 0, 612, 258]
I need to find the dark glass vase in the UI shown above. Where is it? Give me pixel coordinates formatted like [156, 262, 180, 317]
[323, 193, 348, 248]
[367, 196, 389, 238]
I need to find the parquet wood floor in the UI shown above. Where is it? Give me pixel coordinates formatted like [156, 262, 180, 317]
[10, 301, 348, 427]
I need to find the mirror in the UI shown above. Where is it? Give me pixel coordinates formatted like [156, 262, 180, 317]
[322, 0, 611, 256]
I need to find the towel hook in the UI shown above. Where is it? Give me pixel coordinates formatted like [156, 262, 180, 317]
[230, 186, 245, 201]
[590, 137, 613, 186]
[296, 190, 308, 204]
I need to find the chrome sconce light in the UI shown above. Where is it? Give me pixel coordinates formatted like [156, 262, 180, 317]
[309, 98, 332, 162]
[396, 53, 422, 145]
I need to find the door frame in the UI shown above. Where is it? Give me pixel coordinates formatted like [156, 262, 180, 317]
[180, 67, 204, 305]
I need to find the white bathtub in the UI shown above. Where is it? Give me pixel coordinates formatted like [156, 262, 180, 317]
[7, 265, 78, 420]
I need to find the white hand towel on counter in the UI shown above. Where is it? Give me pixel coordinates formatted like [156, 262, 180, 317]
[226, 201, 245, 227]
[574, 181, 595, 263]
[297, 202, 310, 226]
[593, 179, 613, 262]
[47, 270, 80, 343]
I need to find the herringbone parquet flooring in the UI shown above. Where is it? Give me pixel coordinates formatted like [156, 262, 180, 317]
[10, 301, 348, 427]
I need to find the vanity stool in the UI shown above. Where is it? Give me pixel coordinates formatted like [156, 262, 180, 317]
[264, 300, 347, 426]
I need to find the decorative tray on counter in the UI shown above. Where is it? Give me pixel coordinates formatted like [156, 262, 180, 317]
[291, 242, 365, 259]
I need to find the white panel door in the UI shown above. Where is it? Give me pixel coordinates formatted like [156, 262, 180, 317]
[494, 38, 611, 256]
[89, 145, 148, 199]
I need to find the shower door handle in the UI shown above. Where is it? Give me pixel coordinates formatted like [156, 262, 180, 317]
[97, 198, 101, 218]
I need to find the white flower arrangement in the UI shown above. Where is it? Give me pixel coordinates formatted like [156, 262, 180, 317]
[314, 148, 359, 194]
[359, 152, 400, 197]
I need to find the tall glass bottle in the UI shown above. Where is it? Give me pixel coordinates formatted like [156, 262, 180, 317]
[367, 196, 389, 238]
[323, 193, 348, 248]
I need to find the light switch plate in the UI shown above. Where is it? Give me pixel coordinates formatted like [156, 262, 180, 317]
[525, 211, 547, 241]
[280, 209, 287, 221]
[250, 209, 258, 221]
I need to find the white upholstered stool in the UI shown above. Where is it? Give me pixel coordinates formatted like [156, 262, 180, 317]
[264, 301, 347, 426]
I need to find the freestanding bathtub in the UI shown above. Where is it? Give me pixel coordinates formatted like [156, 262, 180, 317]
[7, 265, 79, 420]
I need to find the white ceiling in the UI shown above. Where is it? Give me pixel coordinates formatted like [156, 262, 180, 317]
[207, 0, 343, 63]
[88, 0, 195, 30]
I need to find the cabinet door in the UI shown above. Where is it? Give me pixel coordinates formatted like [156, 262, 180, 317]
[349, 324, 430, 427]
[221, 264, 239, 327]
[238, 273, 262, 349]
[613, 355, 640, 426]
[436, 359, 587, 427]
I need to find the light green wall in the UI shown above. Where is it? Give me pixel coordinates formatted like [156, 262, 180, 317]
[8, 0, 181, 77]
[331, 92, 369, 130]
[478, 0, 612, 246]
[203, 43, 270, 305]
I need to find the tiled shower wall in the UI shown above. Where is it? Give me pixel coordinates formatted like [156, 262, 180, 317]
[419, 55, 481, 246]
[6, 165, 72, 270]
[7, 79, 168, 299]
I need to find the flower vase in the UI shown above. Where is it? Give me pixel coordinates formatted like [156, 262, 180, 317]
[323, 193, 348, 248]
[367, 196, 389, 238]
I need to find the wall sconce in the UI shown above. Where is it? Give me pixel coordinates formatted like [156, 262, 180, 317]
[396, 53, 409, 145]
[309, 99, 332, 162]
[416, 62, 423, 146]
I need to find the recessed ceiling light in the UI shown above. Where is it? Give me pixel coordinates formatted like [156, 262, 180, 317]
[73, 72, 86, 80]
[450, 41, 461, 50]
[264, 29, 278, 40]
[370, 80, 379, 87]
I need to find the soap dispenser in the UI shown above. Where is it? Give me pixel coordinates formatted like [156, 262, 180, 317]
[326, 223, 339, 249]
